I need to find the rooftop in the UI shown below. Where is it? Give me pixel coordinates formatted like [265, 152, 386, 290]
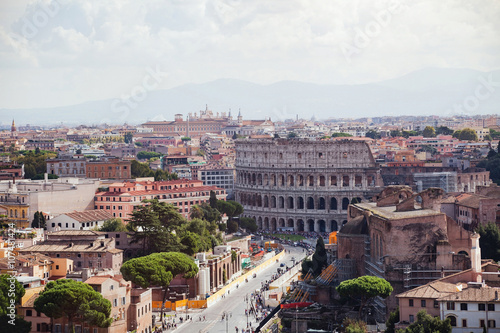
[354, 202, 444, 220]
[63, 210, 113, 223]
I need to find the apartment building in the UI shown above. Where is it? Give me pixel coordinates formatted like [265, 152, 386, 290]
[94, 179, 226, 219]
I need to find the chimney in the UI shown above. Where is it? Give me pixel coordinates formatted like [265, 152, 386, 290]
[470, 233, 482, 283]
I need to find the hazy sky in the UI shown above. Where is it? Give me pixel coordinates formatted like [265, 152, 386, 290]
[1, 0, 499, 109]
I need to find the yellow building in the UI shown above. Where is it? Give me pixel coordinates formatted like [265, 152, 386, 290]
[0, 192, 30, 228]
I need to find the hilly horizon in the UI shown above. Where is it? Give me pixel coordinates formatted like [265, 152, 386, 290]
[2, 67, 499, 126]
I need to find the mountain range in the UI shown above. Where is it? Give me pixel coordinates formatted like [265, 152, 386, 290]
[2, 67, 499, 126]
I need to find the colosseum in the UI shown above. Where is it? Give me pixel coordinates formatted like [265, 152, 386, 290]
[235, 138, 384, 232]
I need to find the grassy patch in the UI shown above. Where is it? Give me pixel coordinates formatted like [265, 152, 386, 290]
[269, 233, 305, 242]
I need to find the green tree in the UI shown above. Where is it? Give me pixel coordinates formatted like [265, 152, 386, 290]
[126, 199, 184, 255]
[422, 126, 436, 138]
[216, 200, 236, 219]
[435, 126, 454, 135]
[124, 132, 133, 144]
[137, 151, 163, 160]
[385, 307, 399, 333]
[209, 190, 217, 208]
[337, 276, 393, 318]
[301, 237, 328, 278]
[476, 223, 500, 262]
[397, 310, 451, 333]
[180, 231, 200, 256]
[31, 211, 46, 229]
[99, 218, 127, 232]
[227, 220, 239, 233]
[0, 314, 31, 333]
[365, 130, 381, 140]
[390, 129, 402, 138]
[0, 274, 25, 317]
[229, 201, 243, 217]
[343, 318, 367, 333]
[454, 128, 478, 141]
[402, 130, 420, 138]
[34, 279, 112, 333]
[24, 164, 36, 179]
[331, 132, 353, 137]
[120, 252, 198, 328]
[240, 217, 258, 232]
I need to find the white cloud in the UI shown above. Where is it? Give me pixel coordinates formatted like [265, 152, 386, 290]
[0, 0, 499, 108]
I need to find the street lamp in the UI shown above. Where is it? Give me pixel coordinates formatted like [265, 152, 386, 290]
[245, 294, 249, 328]
[222, 311, 232, 333]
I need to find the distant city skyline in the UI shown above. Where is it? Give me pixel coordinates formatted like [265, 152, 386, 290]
[1, 0, 499, 111]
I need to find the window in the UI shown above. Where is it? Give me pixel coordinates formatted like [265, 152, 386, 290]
[449, 316, 457, 327]
[421, 300, 426, 307]
[26, 309, 32, 316]
[56, 265, 59, 270]
[409, 299, 414, 307]
[488, 304, 495, 311]
[433, 300, 439, 308]
[462, 319, 467, 328]
[113, 299, 117, 307]
[460, 303, 468, 311]
[480, 320, 485, 328]
[446, 302, 455, 310]
[409, 315, 414, 323]
[479, 303, 486, 311]
[488, 320, 496, 328]
[122, 296, 126, 305]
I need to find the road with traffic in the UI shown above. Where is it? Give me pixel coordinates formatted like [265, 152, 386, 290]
[172, 244, 306, 333]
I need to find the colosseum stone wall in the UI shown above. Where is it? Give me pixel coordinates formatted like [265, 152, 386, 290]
[235, 138, 384, 232]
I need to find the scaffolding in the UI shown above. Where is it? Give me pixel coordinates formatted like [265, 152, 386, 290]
[414, 172, 458, 193]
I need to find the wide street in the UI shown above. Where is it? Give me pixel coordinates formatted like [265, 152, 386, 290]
[171, 243, 307, 333]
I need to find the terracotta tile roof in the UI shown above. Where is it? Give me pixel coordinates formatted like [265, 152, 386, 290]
[455, 193, 489, 209]
[96, 185, 224, 197]
[438, 287, 500, 302]
[64, 210, 113, 223]
[48, 230, 103, 236]
[397, 281, 460, 299]
[22, 293, 39, 308]
[85, 275, 113, 285]
[18, 239, 122, 254]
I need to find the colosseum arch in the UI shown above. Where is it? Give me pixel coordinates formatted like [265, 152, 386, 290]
[330, 197, 338, 210]
[264, 217, 269, 230]
[319, 175, 326, 187]
[355, 175, 362, 187]
[279, 174, 285, 186]
[257, 195, 262, 207]
[307, 197, 314, 209]
[342, 197, 349, 210]
[264, 195, 269, 208]
[330, 220, 338, 231]
[288, 175, 294, 186]
[297, 197, 304, 209]
[278, 196, 285, 208]
[271, 196, 277, 208]
[270, 218, 277, 231]
[252, 173, 256, 185]
[278, 218, 285, 228]
[287, 219, 294, 228]
[298, 175, 304, 186]
[257, 174, 262, 185]
[264, 174, 269, 185]
[297, 219, 305, 232]
[308, 175, 314, 186]
[318, 220, 326, 232]
[342, 175, 350, 187]
[307, 219, 315, 232]
[287, 196, 294, 209]
[318, 197, 326, 210]
[330, 175, 337, 186]
[258, 217, 263, 229]
[271, 174, 276, 186]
